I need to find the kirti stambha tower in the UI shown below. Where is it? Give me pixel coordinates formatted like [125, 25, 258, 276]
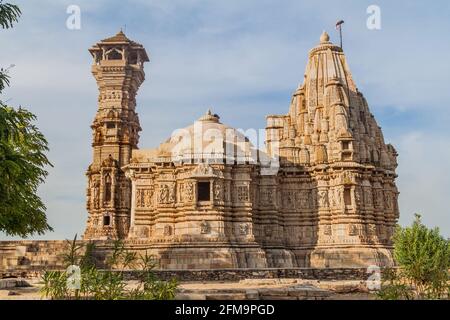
[84, 31, 149, 240]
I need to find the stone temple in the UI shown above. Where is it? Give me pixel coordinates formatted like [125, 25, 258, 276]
[80, 30, 400, 269]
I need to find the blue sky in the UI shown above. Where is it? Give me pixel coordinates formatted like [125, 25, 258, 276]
[1, 0, 449, 239]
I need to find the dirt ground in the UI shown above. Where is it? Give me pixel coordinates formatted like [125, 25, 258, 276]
[0, 278, 375, 300]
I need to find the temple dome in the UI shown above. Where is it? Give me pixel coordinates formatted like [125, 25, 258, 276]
[133, 110, 259, 163]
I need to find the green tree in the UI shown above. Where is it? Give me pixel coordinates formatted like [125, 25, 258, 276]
[0, 1, 53, 236]
[378, 214, 450, 300]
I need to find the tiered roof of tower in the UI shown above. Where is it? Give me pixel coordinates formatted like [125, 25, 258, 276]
[89, 30, 150, 62]
[267, 31, 398, 171]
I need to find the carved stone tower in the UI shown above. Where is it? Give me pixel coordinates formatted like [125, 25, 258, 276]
[265, 31, 399, 267]
[84, 31, 149, 240]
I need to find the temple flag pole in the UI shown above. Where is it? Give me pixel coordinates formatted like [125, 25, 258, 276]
[336, 20, 345, 49]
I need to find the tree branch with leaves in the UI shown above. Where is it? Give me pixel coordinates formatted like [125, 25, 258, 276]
[0, 1, 53, 236]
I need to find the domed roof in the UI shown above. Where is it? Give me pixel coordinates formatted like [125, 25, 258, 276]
[309, 31, 343, 57]
[141, 110, 260, 164]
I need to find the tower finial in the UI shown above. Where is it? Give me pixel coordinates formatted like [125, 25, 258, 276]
[320, 30, 330, 43]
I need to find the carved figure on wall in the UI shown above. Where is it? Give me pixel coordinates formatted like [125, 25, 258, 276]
[297, 191, 310, 209]
[384, 191, 393, 210]
[214, 182, 222, 201]
[94, 128, 103, 144]
[266, 189, 273, 204]
[104, 174, 112, 203]
[374, 189, 383, 208]
[136, 189, 143, 207]
[239, 223, 249, 235]
[349, 224, 358, 236]
[284, 191, 295, 209]
[367, 224, 377, 236]
[323, 225, 332, 236]
[264, 226, 273, 237]
[158, 185, 167, 203]
[200, 221, 210, 234]
[333, 187, 343, 208]
[318, 189, 329, 207]
[164, 225, 172, 236]
[93, 180, 100, 209]
[364, 188, 373, 207]
[139, 226, 149, 238]
[144, 189, 153, 207]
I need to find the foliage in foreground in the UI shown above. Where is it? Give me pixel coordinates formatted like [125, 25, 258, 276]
[0, 1, 53, 236]
[377, 214, 450, 300]
[41, 236, 178, 300]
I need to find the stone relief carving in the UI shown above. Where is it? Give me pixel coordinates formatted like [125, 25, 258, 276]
[367, 224, 377, 236]
[354, 186, 362, 207]
[237, 185, 249, 202]
[137, 226, 150, 238]
[374, 189, 383, 208]
[214, 182, 223, 201]
[341, 171, 352, 184]
[158, 184, 175, 204]
[330, 187, 343, 209]
[297, 191, 311, 209]
[283, 191, 295, 209]
[223, 183, 230, 202]
[264, 226, 273, 237]
[136, 188, 154, 208]
[92, 180, 100, 209]
[192, 163, 217, 177]
[117, 216, 129, 237]
[348, 224, 358, 236]
[318, 189, 329, 207]
[260, 188, 274, 206]
[136, 189, 144, 208]
[323, 225, 332, 236]
[94, 127, 103, 144]
[185, 182, 194, 202]
[384, 191, 393, 210]
[120, 183, 129, 208]
[239, 223, 249, 235]
[164, 225, 173, 236]
[200, 221, 210, 234]
[144, 188, 153, 207]
[364, 188, 373, 207]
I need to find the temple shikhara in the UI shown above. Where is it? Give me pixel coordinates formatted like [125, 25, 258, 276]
[81, 30, 400, 269]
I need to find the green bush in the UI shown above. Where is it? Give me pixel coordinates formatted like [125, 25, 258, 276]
[378, 214, 449, 300]
[40, 235, 178, 300]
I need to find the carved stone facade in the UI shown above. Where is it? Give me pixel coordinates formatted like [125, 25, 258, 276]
[83, 31, 400, 269]
[83, 31, 149, 240]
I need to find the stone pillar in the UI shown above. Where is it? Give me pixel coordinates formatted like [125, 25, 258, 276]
[126, 170, 136, 238]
